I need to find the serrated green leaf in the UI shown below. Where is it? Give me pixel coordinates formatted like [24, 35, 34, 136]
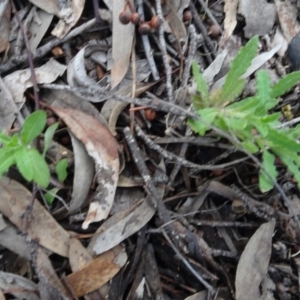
[267, 128, 300, 152]
[286, 124, 300, 139]
[271, 71, 300, 98]
[218, 79, 246, 104]
[220, 36, 259, 103]
[43, 122, 58, 157]
[259, 150, 277, 192]
[6, 134, 20, 149]
[20, 110, 47, 145]
[15, 146, 34, 182]
[28, 148, 50, 188]
[55, 158, 68, 182]
[255, 122, 269, 137]
[187, 118, 210, 136]
[0, 132, 11, 145]
[44, 187, 60, 205]
[241, 140, 259, 153]
[224, 116, 247, 131]
[227, 97, 259, 114]
[256, 70, 271, 103]
[192, 62, 209, 106]
[0, 148, 15, 177]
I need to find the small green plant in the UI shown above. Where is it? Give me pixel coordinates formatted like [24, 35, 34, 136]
[188, 36, 300, 192]
[0, 110, 67, 189]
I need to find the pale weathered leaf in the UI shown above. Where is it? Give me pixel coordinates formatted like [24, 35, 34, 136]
[28, 9, 53, 51]
[88, 161, 165, 255]
[0, 177, 70, 257]
[67, 245, 127, 297]
[3, 59, 66, 105]
[0, 76, 19, 132]
[275, 0, 300, 43]
[0, 0, 10, 53]
[235, 220, 275, 300]
[0, 271, 39, 300]
[238, 0, 276, 38]
[50, 107, 119, 229]
[29, 0, 60, 15]
[222, 0, 238, 44]
[111, 0, 134, 88]
[52, 0, 85, 38]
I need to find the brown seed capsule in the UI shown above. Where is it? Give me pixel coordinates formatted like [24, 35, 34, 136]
[149, 15, 161, 30]
[208, 24, 221, 37]
[145, 108, 156, 121]
[182, 10, 192, 22]
[130, 12, 141, 25]
[119, 10, 131, 25]
[138, 22, 151, 35]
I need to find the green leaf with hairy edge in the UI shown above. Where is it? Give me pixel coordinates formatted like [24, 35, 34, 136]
[20, 110, 47, 145]
[267, 128, 300, 152]
[219, 36, 259, 103]
[271, 71, 300, 98]
[227, 97, 259, 114]
[28, 148, 50, 188]
[254, 122, 269, 137]
[286, 124, 300, 139]
[55, 158, 68, 182]
[275, 149, 300, 189]
[241, 140, 259, 153]
[0, 132, 11, 145]
[0, 148, 15, 177]
[44, 188, 60, 205]
[218, 79, 246, 104]
[15, 146, 34, 182]
[260, 113, 281, 126]
[43, 122, 58, 157]
[188, 118, 210, 136]
[259, 150, 277, 192]
[192, 62, 209, 106]
[256, 70, 272, 107]
[224, 116, 247, 131]
[6, 134, 19, 149]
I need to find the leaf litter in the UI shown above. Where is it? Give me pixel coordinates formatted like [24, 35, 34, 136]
[1, 0, 300, 299]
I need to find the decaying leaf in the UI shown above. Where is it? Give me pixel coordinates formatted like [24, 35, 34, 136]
[238, 0, 276, 38]
[235, 220, 275, 300]
[3, 59, 66, 106]
[66, 245, 127, 297]
[0, 271, 39, 300]
[0, 77, 18, 132]
[28, 9, 53, 51]
[52, 0, 85, 38]
[29, 0, 60, 15]
[50, 107, 119, 229]
[275, 0, 300, 43]
[0, 0, 10, 53]
[111, 0, 135, 88]
[222, 0, 238, 44]
[0, 177, 70, 257]
[33, 248, 73, 300]
[88, 161, 165, 255]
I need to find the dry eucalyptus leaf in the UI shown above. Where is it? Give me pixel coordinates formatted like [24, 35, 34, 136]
[238, 0, 276, 38]
[0, 177, 70, 257]
[52, 0, 85, 38]
[111, 0, 135, 88]
[3, 59, 66, 106]
[235, 220, 275, 300]
[50, 107, 119, 229]
[0, 271, 39, 300]
[0, 0, 10, 53]
[222, 0, 238, 44]
[66, 245, 127, 297]
[28, 9, 54, 51]
[275, 0, 300, 43]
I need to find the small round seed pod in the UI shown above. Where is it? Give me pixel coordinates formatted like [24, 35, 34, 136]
[145, 108, 156, 121]
[119, 10, 131, 25]
[138, 22, 151, 35]
[208, 24, 221, 38]
[130, 12, 141, 25]
[182, 10, 192, 22]
[149, 16, 161, 30]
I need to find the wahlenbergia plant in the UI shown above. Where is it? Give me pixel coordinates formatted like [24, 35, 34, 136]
[188, 36, 300, 192]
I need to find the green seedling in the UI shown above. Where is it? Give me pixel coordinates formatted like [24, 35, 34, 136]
[0, 110, 66, 189]
[188, 36, 300, 192]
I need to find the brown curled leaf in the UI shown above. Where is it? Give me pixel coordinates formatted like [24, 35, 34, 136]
[50, 107, 119, 229]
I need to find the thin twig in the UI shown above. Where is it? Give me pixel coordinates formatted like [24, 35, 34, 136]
[155, 0, 174, 102]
